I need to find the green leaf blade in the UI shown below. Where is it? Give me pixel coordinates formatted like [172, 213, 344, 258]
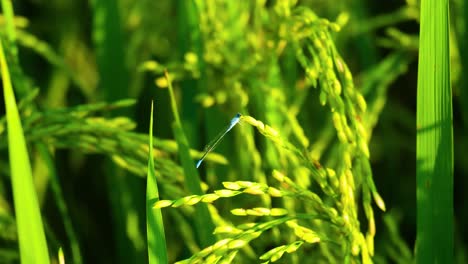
[165, 71, 216, 247]
[0, 39, 50, 264]
[146, 101, 168, 264]
[416, 0, 453, 263]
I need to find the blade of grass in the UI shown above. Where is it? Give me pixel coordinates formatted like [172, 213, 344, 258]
[91, 0, 128, 105]
[416, 0, 453, 262]
[91, 1, 145, 262]
[177, 0, 202, 146]
[0, 37, 50, 264]
[165, 70, 215, 247]
[1, 2, 81, 262]
[188, 1, 233, 179]
[146, 101, 168, 264]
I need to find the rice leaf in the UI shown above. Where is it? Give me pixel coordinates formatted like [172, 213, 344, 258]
[0, 36, 50, 264]
[146, 101, 168, 264]
[416, 0, 453, 262]
[165, 71, 216, 247]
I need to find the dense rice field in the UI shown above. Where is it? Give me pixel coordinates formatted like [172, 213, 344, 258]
[0, 0, 465, 263]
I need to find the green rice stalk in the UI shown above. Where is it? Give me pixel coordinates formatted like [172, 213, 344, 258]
[146, 101, 168, 264]
[165, 71, 216, 247]
[0, 36, 50, 264]
[177, 0, 203, 146]
[36, 145, 82, 264]
[0, 0, 29, 97]
[91, 0, 128, 104]
[91, 1, 146, 261]
[416, 0, 453, 262]
[352, 5, 419, 35]
[0, 2, 83, 262]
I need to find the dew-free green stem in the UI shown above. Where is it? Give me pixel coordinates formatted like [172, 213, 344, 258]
[165, 71, 215, 247]
[416, 0, 453, 262]
[1, 0, 30, 97]
[91, 1, 146, 262]
[146, 101, 168, 264]
[1, 37, 50, 264]
[177, 0, 203, 146]
[37, 145, 82, 264]
[1, 2, 84, 262]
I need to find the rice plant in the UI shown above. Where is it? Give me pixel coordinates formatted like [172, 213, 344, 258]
[0, 0, 464, 263]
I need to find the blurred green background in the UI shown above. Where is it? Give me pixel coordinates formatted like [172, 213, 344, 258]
[0, 0, 466, 263]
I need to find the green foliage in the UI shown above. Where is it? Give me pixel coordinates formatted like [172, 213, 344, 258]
[146, 101, 168, 264]
[1, 26, 49, 264]
[416, 0, 453, 262]
[0, 0, 465, 263]
[166, 71, 216, 247]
